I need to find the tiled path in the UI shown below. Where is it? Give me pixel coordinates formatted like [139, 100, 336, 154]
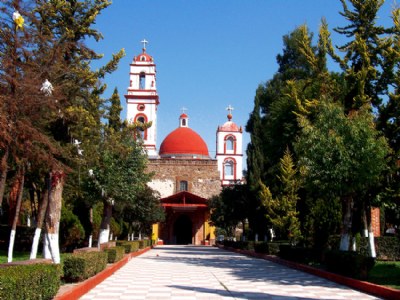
[79, 245, 381, 299]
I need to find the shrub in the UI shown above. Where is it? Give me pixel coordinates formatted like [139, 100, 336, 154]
[138, 240, 145, 249]
[375, 237, 400, 261]
[116, 241, 140, 253]
[0, 263, 61, 300]
[60, 207, 85, 252]
[223, 240, 254, 250]
[324, 250, 375, 279]
[104, 246, 125, 263]
[63, 251, 107, 282]
[254, 242, 280, 255]
[278, 245, 317, 263]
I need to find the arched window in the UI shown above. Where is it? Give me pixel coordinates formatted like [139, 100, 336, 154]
[136, 116, 146, 139]
[226, 136, 234, 151]
[224, 160, 234, 177]
[180, 180, 188, 191]
[139, 72, 146, 89]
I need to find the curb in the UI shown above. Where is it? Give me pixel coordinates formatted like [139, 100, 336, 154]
[54, 246, 152, 300]
[221, 246, 400, 300]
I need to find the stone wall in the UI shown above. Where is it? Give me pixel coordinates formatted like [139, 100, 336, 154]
[146, 158, 221, 199]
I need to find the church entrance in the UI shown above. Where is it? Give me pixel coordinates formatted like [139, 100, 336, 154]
[174, 214, 192, 244]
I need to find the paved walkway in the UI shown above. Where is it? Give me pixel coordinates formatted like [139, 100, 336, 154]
[79, 245, 381, 300]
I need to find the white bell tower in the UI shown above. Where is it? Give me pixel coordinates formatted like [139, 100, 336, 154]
[216, 105, 244, 185]
[125, 39, 159, 157]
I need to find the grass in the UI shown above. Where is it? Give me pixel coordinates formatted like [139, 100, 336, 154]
[367, 261, 400, 289]
[0, 249, 42, 264]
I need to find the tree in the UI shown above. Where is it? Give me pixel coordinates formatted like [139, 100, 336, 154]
[209, 184, 249, 239]
[295, 101, 389, 253]
[107, 87, 124, 132]
[259, 148, 301, 243]
[86, 127, 150, 245]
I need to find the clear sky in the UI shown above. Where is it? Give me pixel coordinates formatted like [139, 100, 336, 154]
[87, 0, 395, 169]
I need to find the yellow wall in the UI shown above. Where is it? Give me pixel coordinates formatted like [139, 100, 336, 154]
[152, 223, 159, 241]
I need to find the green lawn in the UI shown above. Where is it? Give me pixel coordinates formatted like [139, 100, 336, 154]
[0, 249, 42, 264]
[367, 261, 400, 290]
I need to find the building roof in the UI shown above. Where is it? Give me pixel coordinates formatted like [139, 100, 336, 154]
[159, 127, 210, 159]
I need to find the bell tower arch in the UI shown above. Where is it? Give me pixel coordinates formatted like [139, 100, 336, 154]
[216, 105, 244, 185]
[125, 39, 159, 157]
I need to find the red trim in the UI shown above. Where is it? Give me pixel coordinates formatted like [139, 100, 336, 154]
[224, 135, 237, 154]
[130, 72, 156, 76]
[223, 157, 237, 181]
[130, 63, 156, 67]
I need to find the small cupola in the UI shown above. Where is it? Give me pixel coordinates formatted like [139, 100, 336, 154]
[179, 109, 189, 128]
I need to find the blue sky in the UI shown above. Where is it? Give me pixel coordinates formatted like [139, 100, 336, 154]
[88, 0, 395, 168]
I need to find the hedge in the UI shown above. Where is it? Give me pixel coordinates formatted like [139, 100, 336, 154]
[104, 246, 125, 263]
[63, 251, 107, 282]
[254, 242, 280, 255]
[116, 241, 140, 253]
[324, 250, 375, 279]
[0, 264, 61, 300]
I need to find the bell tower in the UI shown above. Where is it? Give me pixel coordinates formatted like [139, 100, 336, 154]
[216, 105, 244, 185]
[125, 39, 159, 157]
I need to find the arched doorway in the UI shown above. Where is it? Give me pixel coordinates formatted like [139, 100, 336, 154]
[174, 215, 192, 244]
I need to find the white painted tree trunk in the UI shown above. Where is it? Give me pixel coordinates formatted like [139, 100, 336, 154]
[44, 171, 64, 264]
[368, 231, 376, 258]
[7, 230, 16, 263]
[30, 228, 42, 259]
[88, 235, 93, 248]
[340, 195, 353, 251]
[7, 168, 24, 263]
[340, 233, 350, 251]
[351, 236, 357, 251]
[43, 233, 60, 263]
[98, 228, 110, 245]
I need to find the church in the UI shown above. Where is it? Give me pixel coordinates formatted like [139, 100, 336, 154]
[124, 41, 244, 245]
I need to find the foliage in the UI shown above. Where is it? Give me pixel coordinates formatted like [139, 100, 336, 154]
[259, 149, 301, 243]
[0, 264, 61, 300]
[104, 246, 125, 263]
[209, 184, 249, 237]
[62, 251, 107, 282]
[253, 241, 280, 255]
[304, 197, 342, 250]
[296, 101, 389, 199]
[324, 250, 375, 280]
[116, 240, 140, 253]
[60, 205, 85, 252]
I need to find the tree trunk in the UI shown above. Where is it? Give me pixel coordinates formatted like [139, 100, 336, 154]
[88, 207, 93, 247]
[7, 167, 25, 263]
[340, 195, 353, 251]
[0, 148, 9, 209]
[365, 203, 376, 258]
[30, 177, 50, 259]
[43, 171, 64, 264]
[98, 199, 112, 246]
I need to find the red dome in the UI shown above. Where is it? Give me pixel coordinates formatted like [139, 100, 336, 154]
[159, 127, 209, 159]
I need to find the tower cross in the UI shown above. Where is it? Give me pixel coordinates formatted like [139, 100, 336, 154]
[181, 107, 188, 114]
[141, 39, 148, 50]
[226, 105, 234, 115]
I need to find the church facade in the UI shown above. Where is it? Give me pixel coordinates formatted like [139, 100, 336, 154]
[125, 42, 243, 245]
